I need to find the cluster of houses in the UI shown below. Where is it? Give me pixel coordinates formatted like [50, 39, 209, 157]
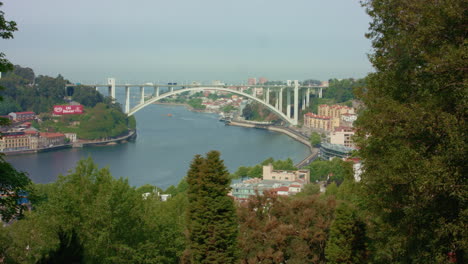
[0, 111, 77, 153]
[229, 164, 311, 202]
[199, 93, 246, 112]
[304, 104, 359, 160]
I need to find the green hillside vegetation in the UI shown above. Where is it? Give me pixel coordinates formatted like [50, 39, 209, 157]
[0, 66, 67, 114]
[36, 103, 135, 140]
[0, 65, 136, 140]
[232, 157, 296, 179]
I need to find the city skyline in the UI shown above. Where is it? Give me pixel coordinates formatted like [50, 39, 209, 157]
[2, 0, 372, 83]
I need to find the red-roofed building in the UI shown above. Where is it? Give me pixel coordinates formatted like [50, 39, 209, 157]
[272, 186, 290, 196]
[0, 131, 31, 152]
[39, 132, 65, 148]
[304, 113, 340, 131]
[318, 104, 354, 120]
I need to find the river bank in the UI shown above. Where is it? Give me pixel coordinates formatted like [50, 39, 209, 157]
[2, 130, 137, 156]
[6, 105, 310, 188]
[226, 120, 319, 167]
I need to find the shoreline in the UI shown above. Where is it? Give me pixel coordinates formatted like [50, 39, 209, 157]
[3, 102, 318, 167]
[2, 130, 137, 156]
[152, 102, 319, 167]
[226, 121, 319, 168]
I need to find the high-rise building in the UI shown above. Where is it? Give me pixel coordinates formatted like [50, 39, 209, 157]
[258, 77, 268, 84]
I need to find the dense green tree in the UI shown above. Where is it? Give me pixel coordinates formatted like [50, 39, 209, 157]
[308, 158, 353, 183]
[302, 79, 322, 86]
[72, 85, 105, 107]
[233, 158, 297, 179]
[1, 158, 186, 263]
[325, 202, 367, 264]
[184, 151, 238, 264]
[325, 78, 364, 103]
[0, 1, 17, 126]
[187, 98, 206, 110]
[238, 192, 336, 263]
[310, 132, 321, 146]
[78, 103, 130, 139]
[0, 95, 20, 114]
[356, 0, 467, 263]
[0, 155, 31, 223]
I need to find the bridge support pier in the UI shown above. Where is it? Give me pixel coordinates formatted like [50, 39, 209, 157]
[125, 86, 130, 114]
[275, 92, 278, 109]
[318, 87, 323, 98]
[302, 90, 306, 110]
[107, 78, 116, 101]
[306, 88, 310, 107]
[279, 88, 283, 113]
[154, 87, 159, 97]
[140, 87, 145, 104]
[293, 80, 299, 125]
[287, 88, 291, 119]
[266, 88, 270, 104]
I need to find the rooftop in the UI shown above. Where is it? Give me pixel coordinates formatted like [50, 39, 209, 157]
[321, 142, 356, 152]
[304, 113, 331, 120]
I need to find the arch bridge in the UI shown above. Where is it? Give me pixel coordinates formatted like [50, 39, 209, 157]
[66, 79, 326, 126]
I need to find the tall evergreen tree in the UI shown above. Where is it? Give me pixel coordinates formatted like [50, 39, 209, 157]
[356, 0, 466, 263]
[325, 202, 367, 264]
[184, 151, 238, 264]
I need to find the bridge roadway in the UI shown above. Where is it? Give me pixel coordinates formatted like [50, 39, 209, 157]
[67, 79, 326, 126]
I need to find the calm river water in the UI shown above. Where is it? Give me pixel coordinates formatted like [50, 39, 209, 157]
[6, 105, 310, 189]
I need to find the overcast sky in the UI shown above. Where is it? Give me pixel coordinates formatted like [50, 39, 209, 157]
[2, 0, 373, 84]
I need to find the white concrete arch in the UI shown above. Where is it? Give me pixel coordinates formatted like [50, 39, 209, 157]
[127, 87, 295, 125]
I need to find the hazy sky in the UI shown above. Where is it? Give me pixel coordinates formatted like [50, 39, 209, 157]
[2, 0, 373, 83]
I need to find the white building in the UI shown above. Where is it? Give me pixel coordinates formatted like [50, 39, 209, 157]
[329, 127, 356, 148]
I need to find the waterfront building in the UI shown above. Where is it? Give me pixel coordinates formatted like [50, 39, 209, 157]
[39, 132, 66, 148]
[25, 130, 39, 149]
[318, 104, 354, 120]
[0, 131, 31, 152]
[65, 133, 77, 143]
[8, 111, 36, 122]
[303, 113, 339, 131]
[320, 142, 355, 160]
[329, 126, 356, 148]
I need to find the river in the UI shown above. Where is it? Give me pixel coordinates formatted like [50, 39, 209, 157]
[6, 104, 310, 189]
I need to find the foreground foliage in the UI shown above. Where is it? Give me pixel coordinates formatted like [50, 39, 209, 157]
[0, 155, 31, 223]
[356, 0, 467, 262]
[0, 159, 186, 263]
[238, 192, 336, 264]
[184, 151, 238, 264]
